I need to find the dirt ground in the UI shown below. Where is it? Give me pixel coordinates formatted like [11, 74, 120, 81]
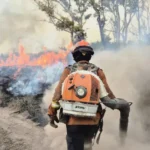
[0, 108, 45, 150]
[1, 107, 150, 150]
[0, 107, 67, 150]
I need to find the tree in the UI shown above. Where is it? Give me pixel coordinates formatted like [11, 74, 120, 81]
[56, 0, 91, 27]
[56, 0, 92, 42]
[103, 0, 121, 44]
[136, 0, 150, 42]
[89, 0, 107, 48]
[121, 0, 138, 44]
[144, 0, 150, 43]
[103, 0, 138, 44]
[89, 0, 125, 47]
[34, 0, 91, 42]
[125, 0, 150, 43]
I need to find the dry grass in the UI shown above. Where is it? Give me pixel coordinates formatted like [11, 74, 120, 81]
[0, 90, 47, 126]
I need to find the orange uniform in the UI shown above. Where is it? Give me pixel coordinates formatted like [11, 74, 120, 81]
[48, 61, 115, 125]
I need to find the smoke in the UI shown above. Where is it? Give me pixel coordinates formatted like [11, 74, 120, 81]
[91, 46, 150, 150]
[6, 62, 65, 96]
[0, 0, 70, 53]
[42, 46, 150, 150]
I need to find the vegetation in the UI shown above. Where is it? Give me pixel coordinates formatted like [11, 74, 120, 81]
[34, 0, 150, 48]
[34, 0, 91, 42]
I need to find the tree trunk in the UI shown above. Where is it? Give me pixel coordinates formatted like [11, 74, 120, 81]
[97, 15, 106, 48]
[124, 27, 128, 44]
[71, 31, 74, 43]
[146, 6, 150, 33]
[122, 0, 128, 45]
[137, 0, 141, 40]
[116, 4, 121, 45]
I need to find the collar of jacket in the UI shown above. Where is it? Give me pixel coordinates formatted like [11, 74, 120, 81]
[77, 60, 89, 64]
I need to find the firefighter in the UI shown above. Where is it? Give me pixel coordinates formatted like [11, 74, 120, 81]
[48, 40, 131, 150]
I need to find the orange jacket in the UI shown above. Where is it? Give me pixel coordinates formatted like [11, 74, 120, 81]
[48, 61, 115, 125]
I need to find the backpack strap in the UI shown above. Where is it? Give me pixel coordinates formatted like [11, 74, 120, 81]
[66, 63, 100, 75]
[66, 65, 72, 73]
[88, 63, 99, 75]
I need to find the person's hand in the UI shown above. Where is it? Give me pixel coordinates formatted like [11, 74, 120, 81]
[49, 115, 59, 128]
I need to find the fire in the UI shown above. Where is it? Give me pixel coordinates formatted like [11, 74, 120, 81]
[0, 42, 74, 95]
[0, 42, 73, 68]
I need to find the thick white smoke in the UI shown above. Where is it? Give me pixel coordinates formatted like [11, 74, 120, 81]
[91, 46, 150, 150]
[42, 46, 150, 150]
[0, 0, 70, 53]
[6, 62, 65, 96]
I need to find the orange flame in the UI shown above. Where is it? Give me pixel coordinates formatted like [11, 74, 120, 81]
[0, 42, 73, 68]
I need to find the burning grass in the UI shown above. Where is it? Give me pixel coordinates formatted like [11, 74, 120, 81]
[0, 44, 72, 95]
[0, 43, 73, 126]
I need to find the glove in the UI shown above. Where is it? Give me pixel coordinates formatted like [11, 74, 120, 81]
[49, 115, 59, 128]
[51, 101, 60, 110]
